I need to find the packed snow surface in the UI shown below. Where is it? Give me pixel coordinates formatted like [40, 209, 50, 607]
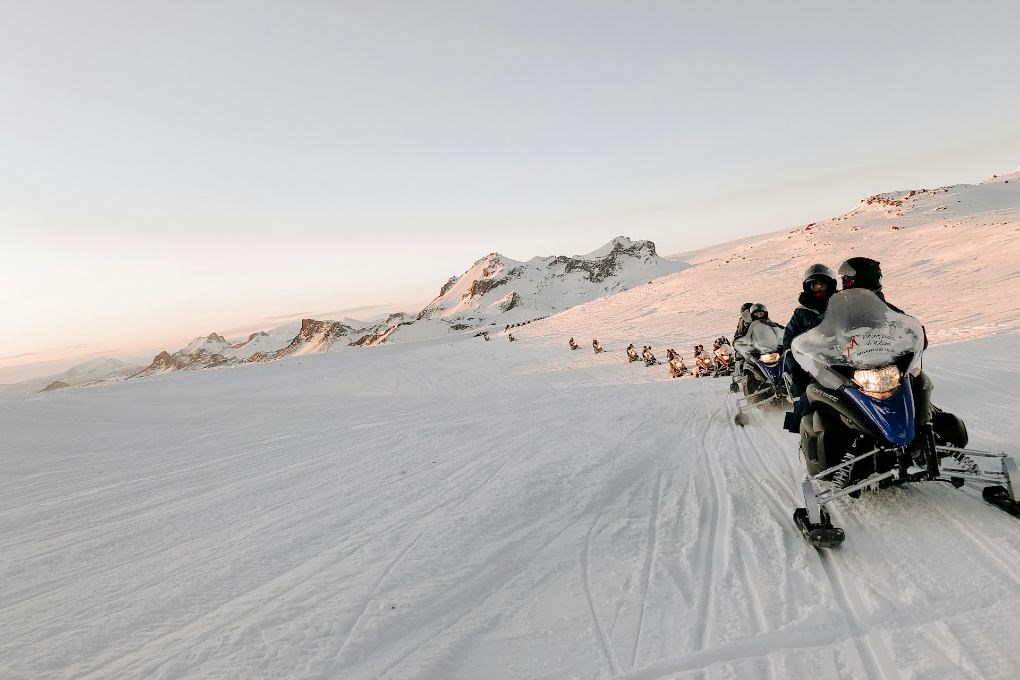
[2, 323, 1018, 679]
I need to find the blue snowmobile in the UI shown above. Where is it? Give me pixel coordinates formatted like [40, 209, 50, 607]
[732, 304, 790, 426]
[789, 289, 1019, 548]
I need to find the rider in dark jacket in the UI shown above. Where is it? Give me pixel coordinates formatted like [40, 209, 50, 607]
[784, 265, 837, 388]
[782, 265, 837, 431]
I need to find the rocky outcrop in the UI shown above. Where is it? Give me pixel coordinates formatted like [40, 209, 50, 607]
[264, 318, 356, 358]
[350, 314, 415, 347]
[439, 276, 459, 297]
[496, 291, 520, 312]
[41, 380, 69, 392]
[134, 351, 184, 377]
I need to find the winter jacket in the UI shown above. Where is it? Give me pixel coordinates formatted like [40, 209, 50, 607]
[782, 293, 827, 392]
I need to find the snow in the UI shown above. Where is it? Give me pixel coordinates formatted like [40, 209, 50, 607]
[2, 173, 1019, 678]
[2, 320, 1018, 678]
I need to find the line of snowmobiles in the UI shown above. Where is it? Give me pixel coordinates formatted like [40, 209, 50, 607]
[729, 289, 1018, 548]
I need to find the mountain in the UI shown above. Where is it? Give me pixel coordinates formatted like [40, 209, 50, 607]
[19, 168, 1019, 390]
[0, 357, 143, 394]
[261, 318, 358, 359]
[123, 237, 685, 379]
[415, 236, 688, 326]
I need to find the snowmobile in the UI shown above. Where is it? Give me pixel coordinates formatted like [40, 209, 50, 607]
[713, 342, 735, 377]
[592, 339, 604, 354]
[732, 321, 789, 425]
[666, 349, 689, 378]
[626, 345, 640, 363]
[788, 289, 1019, 548]
[568, 338, 579, 350]
[643, 348, 659, 366]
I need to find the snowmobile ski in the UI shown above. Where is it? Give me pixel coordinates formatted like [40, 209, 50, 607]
[793, 508, 845, 548]
[981, 486, 1020, 517]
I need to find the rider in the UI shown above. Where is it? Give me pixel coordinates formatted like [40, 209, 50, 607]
[733, 302, 754, 342]
[782, 264, 838, 431]
[748, 303, 783, 329]
[837, 257, 928, 349]
[835, 257, 964, 451]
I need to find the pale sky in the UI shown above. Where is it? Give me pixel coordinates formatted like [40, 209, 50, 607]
[3, 0, 1019, 380]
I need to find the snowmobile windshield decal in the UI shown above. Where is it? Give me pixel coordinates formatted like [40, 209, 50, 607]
[791, 289, 925, 390]
[843, 381, 916, 446]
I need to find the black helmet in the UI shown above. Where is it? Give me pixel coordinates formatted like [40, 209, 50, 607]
[750, 303, 768, 320]
[802, 263, 837, 297]
[802, 263, 835, 283]
[838, 257, 882, 291]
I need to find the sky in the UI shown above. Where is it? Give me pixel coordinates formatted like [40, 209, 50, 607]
[2, 0, 1019, 381]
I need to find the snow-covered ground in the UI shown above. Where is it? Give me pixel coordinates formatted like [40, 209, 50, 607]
[3, 172, 1018, 678]
[2, 320, 1018, 678]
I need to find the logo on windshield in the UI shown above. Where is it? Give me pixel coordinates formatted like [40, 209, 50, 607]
[846, 336, 859, 359]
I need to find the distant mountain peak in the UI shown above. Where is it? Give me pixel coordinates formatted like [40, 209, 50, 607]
[413, 236, 685, 328]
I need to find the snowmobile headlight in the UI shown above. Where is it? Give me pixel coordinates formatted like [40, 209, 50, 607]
[852, 365, 901, 399]
[759, 352, 781, 365]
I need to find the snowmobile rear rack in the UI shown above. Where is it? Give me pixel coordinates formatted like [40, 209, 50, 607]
[937, 445, 1019, 517]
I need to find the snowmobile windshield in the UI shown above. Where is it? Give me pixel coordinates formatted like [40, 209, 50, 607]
[733, 320, 784, 356]
[791, 289, 925, 389]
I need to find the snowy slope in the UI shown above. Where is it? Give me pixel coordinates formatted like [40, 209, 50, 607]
[538, 174, 1020, 357]
[1, 326, 1018, 679]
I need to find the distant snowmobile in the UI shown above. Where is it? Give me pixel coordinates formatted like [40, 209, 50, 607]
[568, 337, 579, 350]
[788, 289, 1019, 548]
[508, 334, 516, 342]
[732, 313, 789, 424]
[692, 345, 715, 378]
[642, 347, 658, 366]
[667, 349, 689, 378]
[626, 344, 640, 363]
[592, 339, 604, 354]
[713, 339, 735, 377]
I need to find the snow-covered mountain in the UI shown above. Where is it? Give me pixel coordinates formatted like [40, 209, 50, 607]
[0, 357, 142, 393]
[86, 237, 687, 384]
[416, 236, 688, 325]
[14, 169, 1019, 392]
